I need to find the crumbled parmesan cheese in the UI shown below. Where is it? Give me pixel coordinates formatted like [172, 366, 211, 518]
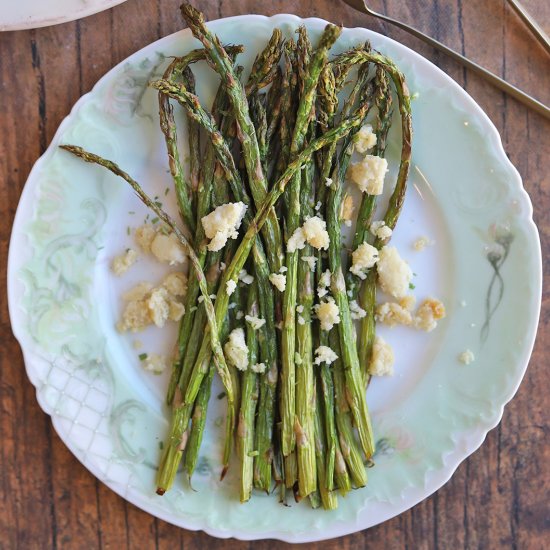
[162, 272, 187, 297]
[123, 282, 153, 302]
[413, 236, 433, 251]
[168, 300, 185, 322]
[377, 246, 412, 298]
[238, 269, 254, 285]
[349, 300, 367, 320]
[296, 305, 304, 314]
[219, 261, 226, 271]
[348, 155, 388, 195]
[315, 201, 322, 211]
[344, 220, 352, 227]
[279, 266, 288, 273]
[236, 310, 244, 320]
[112, 248, 137, 276]
[297, 315, 305, 325]
[245, 315, 266, 331]
[269, 273, 287, 292]
[201, 202, 247, 252]
[341, 195, 355, 222]
[458, 349, 475, 365]
[135, 224, 156, 253]
[224, 328, 249, 371]
[414, 298, 446, 332]
[251, 362, 267, 374]
[118, 279, 185, 333]
[315, 298, 340, 331]
[325, 177, 333, 187]
[142, 353, 168, 375]
[350, 242, 379, 280]
[151, 233, 186, 266]
[301, 255, 318, 271]
[146, 287, 171, 327]
[226, 279, 237, 296]
[287, 216, 330, 252]
[317, 269, 332, 298]
[314, 346, 338, 365]
[287, 227, 306, 253]
[376, 301, 413, 327]
[370, 220, 393, 240]
[302, 216, 330, 250]
[400, 295, 416, 311]
[369, 336, 394, 376]
[354, 124, 377, 154]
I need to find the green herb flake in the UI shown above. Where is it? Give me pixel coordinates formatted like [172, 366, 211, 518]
[138, 353, 148, 361]
[409, 283, 416, 290]
[217, 391, 227, 400]
[164, 187, 170, 195]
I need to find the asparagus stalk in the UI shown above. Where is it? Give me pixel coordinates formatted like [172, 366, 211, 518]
[295, 156, 317, 498]
[59, 145, 234, 405]
[181, 3, 284, 273]
[155, 107, 366, 494]
[330, 329, 368, 488]
[281, 22, 341, 458]
[313, 380, 338, 509]
[237, 284, 260, 501]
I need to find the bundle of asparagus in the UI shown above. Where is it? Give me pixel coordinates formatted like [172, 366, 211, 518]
[62, 3, 412, 509]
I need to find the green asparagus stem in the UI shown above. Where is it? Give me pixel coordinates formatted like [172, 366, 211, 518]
[295, 156, 317, 498]
[245, 29, 284, 96]
[155, 106, 366, 495]
[281, 23, 342, 458]
[330, 330, 368, 488]
[181, 3, 284, 273]
[313, 380, 338, 509]
[237, 285, 260, 501]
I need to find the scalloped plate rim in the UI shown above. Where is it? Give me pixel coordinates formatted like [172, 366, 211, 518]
[7, 13, 542, 543]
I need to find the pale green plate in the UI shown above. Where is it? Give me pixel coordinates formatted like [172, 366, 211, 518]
[7, 14, 542, 542]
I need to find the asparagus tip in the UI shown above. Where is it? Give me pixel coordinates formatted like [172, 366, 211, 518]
[156, 488, 166, 496]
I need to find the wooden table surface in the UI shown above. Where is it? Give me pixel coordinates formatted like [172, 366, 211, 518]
[1, 1, 548, 548]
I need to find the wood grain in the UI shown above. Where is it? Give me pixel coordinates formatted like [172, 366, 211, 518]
[1, 1, 548, 548]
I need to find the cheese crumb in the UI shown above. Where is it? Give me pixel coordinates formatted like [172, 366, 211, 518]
[112, 248, 137, 276]
[168, 300, 185, 322]
[458, 349, 475, 365]
[122, 282, 153, 302]
[349, 300, 367, 320]
[224, 328, 249, 371]
[146, 287, 171, 327]
[314, 346, 338, 365]
[341, 195, 355, 222]
[414, 298, 446, 332]
[376, 301, 413, 327]
[142, 353, 168, 375]
[162, 272, 187, 297]
[369, 336, 394, 376]
[201, 202, 247, 252]
[317, 269, 332, 298]
[151, 233, 186, 266]
[220, 261, 226, 271]
[279, 266, 288, 273]
[245, 315, 266, 331]
[348, 155, 388, 195]
[251, 362, 267, 374]
[413, 236, 433, 251]
[399, 295, 416, 311]
[350, 242, 379, 280]
[302, 216, 330, 250]
[269, 273, 287, 292]
[377, 246, 412, 298]
[315, 298, 340, 331]
[297, 315, 306, 325]
[325, 177, 333, 187]
[226, 279, 237, 296]
[135, 224, 156, 253]
[238, 269, 254, 285]
[315, 201, 322, 211]
[296, 305, 304, 314]
[236, 310, 244, 320]
[354, 124, 377, 154]
[301, 255, 318, 271]
[370, 220, 393, 240]
[287, 217, 330, 252]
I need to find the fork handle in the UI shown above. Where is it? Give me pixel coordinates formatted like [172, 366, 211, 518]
[370, 11, 550, 120]
[507, 0, 550, 56]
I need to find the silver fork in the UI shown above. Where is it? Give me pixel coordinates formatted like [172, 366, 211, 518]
[341, 0, 550, 120]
